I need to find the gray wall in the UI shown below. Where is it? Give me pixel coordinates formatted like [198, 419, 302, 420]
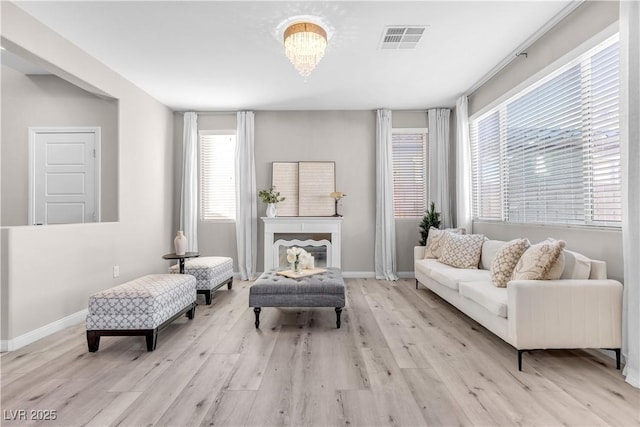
[468, 1, 623, 281]
[1, 65, 118, 226]
[173, 110, 432, 276]
[1, 2, 175, 341]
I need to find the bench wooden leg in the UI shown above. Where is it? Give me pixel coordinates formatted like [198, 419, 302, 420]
[146, 330, 158, 351]
[187, 303, 196, 319]
[227, 277, 233, 290]
[87, 331, 100, 352]
[254, 307, 261, 328]
[335, 307, 343, 328]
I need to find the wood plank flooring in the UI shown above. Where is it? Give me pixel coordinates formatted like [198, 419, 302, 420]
[1, 278, 638, 426]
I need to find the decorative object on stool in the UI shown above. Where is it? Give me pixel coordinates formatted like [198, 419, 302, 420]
[329, 191, 346, 217]
[259, 186, 285, 218]
[419, 202, 441, 246]
[287, 246, 309, 273]
[174, 230, 187, 255]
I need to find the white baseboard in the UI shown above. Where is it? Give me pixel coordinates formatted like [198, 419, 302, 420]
[0, 309, 88, 352]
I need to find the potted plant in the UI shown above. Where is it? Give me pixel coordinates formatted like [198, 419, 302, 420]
[258, 186, 285, 217]
[419, 202, 441, 246]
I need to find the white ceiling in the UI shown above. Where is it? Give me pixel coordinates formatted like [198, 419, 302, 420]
[14, 1, 575, 111]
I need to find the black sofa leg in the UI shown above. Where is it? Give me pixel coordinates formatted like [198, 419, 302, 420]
[518, 350, 524, 371]
[415, 279, 419, 289]
[335, 307, 343, 328]
[608, 348, 621, 369]
[254, 307, 261, 328]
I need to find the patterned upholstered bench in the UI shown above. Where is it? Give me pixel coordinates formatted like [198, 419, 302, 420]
[86, 274, 197, 352]
[249, 268, 346, 328]
[169, 256, 233, 305]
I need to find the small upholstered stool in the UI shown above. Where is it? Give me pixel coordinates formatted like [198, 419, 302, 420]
[249, 267, 346, 328]
[169, 256, 233, 305]
[86, 274, 196, 352]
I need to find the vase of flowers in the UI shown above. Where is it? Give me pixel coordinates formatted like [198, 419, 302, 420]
[286, 247, 309, 273]
[258, 186, 285, 218]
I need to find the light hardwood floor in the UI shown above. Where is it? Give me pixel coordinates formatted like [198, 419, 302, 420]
[1, 278, 639, 426]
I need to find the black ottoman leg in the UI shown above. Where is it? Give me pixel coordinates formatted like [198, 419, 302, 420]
[335, 307, 343, 328]
[227, 277, 233, 290]
[87, 331, 100, 352]
[254, 307, 261, 328]
[146, 330, 158, 351]
[187, 303, 196, 319]
[205, 291, 212, 305]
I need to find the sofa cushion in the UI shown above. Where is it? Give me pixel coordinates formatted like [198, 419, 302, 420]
[490, 238, 530, 287]
[512, 239, 566, 280]
[545, 249, 565, 280]
[428, 261, 491, 290]
[439, 233, 485, 269]
[480, 240, 509, 270]
[560, 250, 592, 280]
[459, 280, 508, 318]
[424, 227, 465, 259]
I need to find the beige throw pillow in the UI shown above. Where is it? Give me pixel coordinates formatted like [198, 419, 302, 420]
[439, 233, 485, 269]
[543, 238, 566, 279]
[490, 238, 530, 287]
[512, 239, 566, 281]
[424, 227, 465, 259]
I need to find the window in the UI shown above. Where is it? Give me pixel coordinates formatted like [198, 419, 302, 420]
[392, 129, 427, 218]
[470, 35, 620, 228]
[199, 132, 236, 221]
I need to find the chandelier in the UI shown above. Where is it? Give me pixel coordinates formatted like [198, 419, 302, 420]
[283, 22, 327, 79]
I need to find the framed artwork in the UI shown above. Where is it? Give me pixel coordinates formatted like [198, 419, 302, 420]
[271, 161, 335, 217]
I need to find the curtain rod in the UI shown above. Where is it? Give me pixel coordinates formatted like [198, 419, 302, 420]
[465, 0, 584, 96]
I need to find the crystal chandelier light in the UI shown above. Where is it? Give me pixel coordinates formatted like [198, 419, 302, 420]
[283, 22, 327, 79]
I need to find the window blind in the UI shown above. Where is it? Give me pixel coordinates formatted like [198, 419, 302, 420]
[470, 35, 620, 227]
[392, 131, 427, 218]
[199, 133, 236, 221]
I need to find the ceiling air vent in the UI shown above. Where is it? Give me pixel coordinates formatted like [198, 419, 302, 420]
[379, 26, 426, 50]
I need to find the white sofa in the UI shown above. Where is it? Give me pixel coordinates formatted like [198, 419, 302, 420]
[414, 240, 623, 371]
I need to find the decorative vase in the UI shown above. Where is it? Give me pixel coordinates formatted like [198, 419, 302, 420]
[174, 230, 187, 255]
[292, 260, 302, 273]
[266, 203, 277, 218]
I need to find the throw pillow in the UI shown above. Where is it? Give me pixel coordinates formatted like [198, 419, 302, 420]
[439, 233, 485, 269]
[490, 238, 530, 287]
[560, 250, 592, 280]
[424, 227, 466, 259]
[512, 239, 566, 281]
[543, 238, 565, 280]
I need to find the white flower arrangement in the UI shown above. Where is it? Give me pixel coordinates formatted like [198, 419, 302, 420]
[286, 247, 309, 268]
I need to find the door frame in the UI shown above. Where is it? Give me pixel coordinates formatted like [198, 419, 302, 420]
[28, 127, 101, 225]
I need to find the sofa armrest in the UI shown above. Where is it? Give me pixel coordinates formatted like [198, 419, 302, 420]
[414, 246, 425, 260]
[507, 279, 622, 350]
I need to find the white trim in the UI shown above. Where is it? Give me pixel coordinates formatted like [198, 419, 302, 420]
[1, 308, 88, 352]
[28, 127, 102, 225]
[392, 127, 428, 134]
[470, 23, 619, 121]
[466, 1, 585, 96]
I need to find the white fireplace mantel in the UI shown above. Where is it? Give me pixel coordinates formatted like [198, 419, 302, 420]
[262, 217, 342, 271]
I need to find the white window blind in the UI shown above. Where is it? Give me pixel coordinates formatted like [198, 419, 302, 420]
[470, 35, 620, 227]
[392, 130, 427, 218]
[199, 133, 236, 221]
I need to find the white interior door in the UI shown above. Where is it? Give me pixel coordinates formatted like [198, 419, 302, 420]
[29, 128, 100, 225]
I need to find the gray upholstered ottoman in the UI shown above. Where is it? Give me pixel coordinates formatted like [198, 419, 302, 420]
[249, 268, 346, 328]
[170, 256, 233, 304]
[86, 274, 197, 352]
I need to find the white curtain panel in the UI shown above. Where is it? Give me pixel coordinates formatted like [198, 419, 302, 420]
[374, 109, 398, 281]
[235, 111, 258, 281]
[620, 0, 640, 389]
[455, 96, 473, 233]
[180, 112, 198, 252]
[428, 108, 452, 228]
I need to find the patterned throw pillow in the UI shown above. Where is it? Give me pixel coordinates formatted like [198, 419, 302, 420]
[439, 233, 485, 269]
[490, 239, 530, 287]
[424, 227, 466, 259]
[512, 239, 566, 281]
